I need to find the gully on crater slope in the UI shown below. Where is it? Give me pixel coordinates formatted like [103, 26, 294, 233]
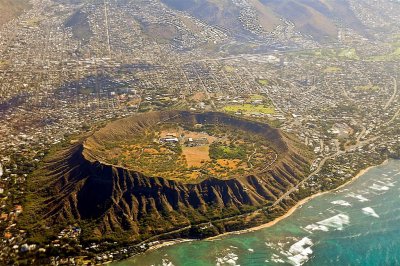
[22, 111, 312, 243]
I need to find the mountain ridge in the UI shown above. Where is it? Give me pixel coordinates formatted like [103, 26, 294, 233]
[161, 0, 367, 41]
[23, 111, 312, 243]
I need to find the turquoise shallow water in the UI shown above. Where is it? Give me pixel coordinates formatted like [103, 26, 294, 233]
[113, 160, 400, 266]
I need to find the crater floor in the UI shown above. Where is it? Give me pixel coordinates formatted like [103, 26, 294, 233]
[86, 112, 278, 182]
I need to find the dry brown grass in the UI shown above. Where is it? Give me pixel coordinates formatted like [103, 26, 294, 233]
[143, 148, 159, 155]
[190, 92, 207, 101]
[248, 0, 280, 31]
[187, 171, 201, 180]
[182, 146, 210, 167]
[216, 159, 241, 169]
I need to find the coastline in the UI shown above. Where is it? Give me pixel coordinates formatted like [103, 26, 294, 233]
[146, 239, 194, 251]
[207, 159, 389, 240]
[115, 159, 389, 260]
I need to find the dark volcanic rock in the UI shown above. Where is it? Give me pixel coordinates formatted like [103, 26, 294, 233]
[26, 111, 311, 242]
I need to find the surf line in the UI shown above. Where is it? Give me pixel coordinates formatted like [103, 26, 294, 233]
[207, 159, 389, 240]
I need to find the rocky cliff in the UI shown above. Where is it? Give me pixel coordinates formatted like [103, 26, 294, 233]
[25, 111, 312, 242]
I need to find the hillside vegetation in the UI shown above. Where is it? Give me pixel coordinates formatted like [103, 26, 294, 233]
[21, 111, 313, 243]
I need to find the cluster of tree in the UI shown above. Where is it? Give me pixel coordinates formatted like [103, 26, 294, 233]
[209, 142, 246, 160]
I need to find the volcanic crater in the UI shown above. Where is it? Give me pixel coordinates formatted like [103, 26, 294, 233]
[24, 111, 313, 242]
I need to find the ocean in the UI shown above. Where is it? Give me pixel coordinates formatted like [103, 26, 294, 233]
[112, 159, 400, 266]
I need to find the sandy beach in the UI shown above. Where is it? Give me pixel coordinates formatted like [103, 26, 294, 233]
[142, 160, 388, 251]
[206, 159, 389, 240]
[146, 239, 194, 251]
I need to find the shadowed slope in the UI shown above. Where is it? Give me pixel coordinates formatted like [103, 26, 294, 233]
[24, 111, 312, 242]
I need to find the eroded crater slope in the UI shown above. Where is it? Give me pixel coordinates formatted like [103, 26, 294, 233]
[24, 111, 312, 242]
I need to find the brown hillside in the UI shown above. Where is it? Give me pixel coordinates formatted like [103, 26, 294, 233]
[24, 111, 312, 242]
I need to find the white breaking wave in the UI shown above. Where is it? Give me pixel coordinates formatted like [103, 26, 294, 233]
[216, 252, 239, 266]
[331, 200, 352, 207]
[370, 183, 390, 191]
[362, 207, 380, 218]
[317, 214, 350, 230]
[248, 248, 254, 252]
[286, 237, 313, 266]
[304, 224, 329, 232]
[378, 180, 396, 187]
[347, 193, 369, 202]
[307, 213, 350, 232]
[271, 254, 285, 263]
